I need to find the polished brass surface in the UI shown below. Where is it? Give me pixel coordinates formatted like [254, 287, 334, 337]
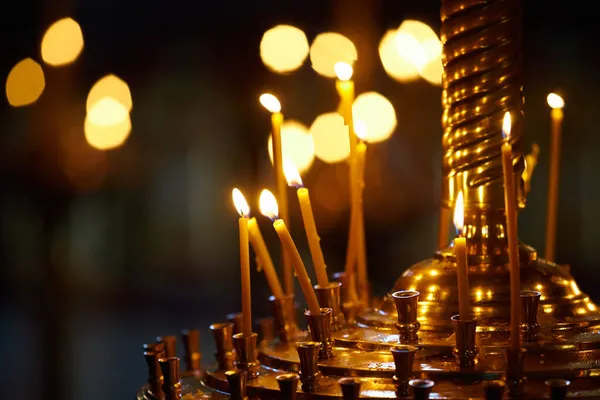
[296, 341, 321, 392]
[315, 283, 345, 331]
[233, 332, 260, 379]
[520, 290, 541, 342]
[305, 308, 334, 359]
[390, 345, 418, 396]
[392, 290, 420, 344]
[210, 322, 235, 370]
[225, 369, 248, 400]
[451, 315, 478, 369]
[271, 295, 299, 342]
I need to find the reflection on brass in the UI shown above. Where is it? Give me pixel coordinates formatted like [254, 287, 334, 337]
[545, 378, 570, 400]
[225, 369, 248, 400]
[232, 333, 260, 379]
[391, 345, 418, 396]
[210, 323, 235, 371]
[296, 341, 321, 392]
[270, 295, 298, 342]
[451, 315, 478, 369]
[305, 308, 334, 359]
[520, 290, 541, 342]
[392, 290, 420, 344]
[315, 282, 345, 331]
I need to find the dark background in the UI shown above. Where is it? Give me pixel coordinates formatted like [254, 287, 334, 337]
[1, 1, 598, 399]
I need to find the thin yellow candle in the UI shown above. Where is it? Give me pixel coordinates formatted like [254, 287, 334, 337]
[260, 93, 293, 295]
[500, 112, 521, 350]
[283, 159, 329, 288]
[453, 191, 471, 320]
[354, 123, 368, 303]
[259, 189, 321, 316]
[247, 217, 285, 299]
[231, 188, 252, 337]
[545, 93, 565, 262]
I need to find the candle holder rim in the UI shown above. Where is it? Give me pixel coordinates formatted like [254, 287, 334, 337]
[391, 344, 419, 353]
[232, 332, 258, 340]
[520, 289, 542, 298]
[392, 290, 420, 299]
[338, 377, 363, 386]
[408, 379, 435, 389]
[276, 373, 300, 382]
[296, 340, 322, 349]
[450, 314, 477, 323]
[210, 322, 234, 330]
[303, 307, 333, 317]
[545, 378, 571, 388]
[158, 356, 179, 363]
[314, 281, 343, 290]
[225, 369, 247, 377]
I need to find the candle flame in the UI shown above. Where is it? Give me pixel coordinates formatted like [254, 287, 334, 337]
[453, 191, 464, 234]
[334, 62, 353, 81]
[502, 112, 511, 139]
[259, 189, 279, 220]
[354, 120, 367, 141]
[547, 93, 565, 109]
[232, 188, 250, 218]
[283, 158, 303, 188]
[259, 93, 281, 113]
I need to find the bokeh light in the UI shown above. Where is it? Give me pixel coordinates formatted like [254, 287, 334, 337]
[310, 33, 357, 78]
[85, 111, 131, 151]
[268, 120, 314, 173]
[396, 20, 443, 86]
[260, 25, 309, 74]
[41, 17, 84, 67]
[86, 74, 132, 112]
[352, 92, 397, 143]
[87, 97, 129, 126]
[5, 58, 45, 107]
[378, 29, 420, 83]
[310, 112, 351, 163]
[547, 93, 565, 109]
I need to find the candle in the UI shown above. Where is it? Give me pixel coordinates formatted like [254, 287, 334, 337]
[231, 188, 252, 337]
[500, 111, 521, 350]
[453, 191, 471, 320]
[283, 160, 330, 288]
[544, 93, 565, 262]
[354, 122, 368, 303]
[247, 217, 285, 299]
[260, 93, 293, 295]
[259, 189, 321, 316]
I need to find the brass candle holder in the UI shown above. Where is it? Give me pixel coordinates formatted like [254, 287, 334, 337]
[296, 341, 321, 391]
[545, 379, 570, 400]
[233, 332, 260, 379]
[409, 379, 434, 400]
[270, 294, 298, 342]
[158, 357, 182, 400]
[391, 345, 418, 396]
[143, 351, 163, 397]
[520, 290, 541, 342]
[392, 290, 420, 344]
[276, 373, 300, 400]
[225, 369, 248, 400]
[451, 315, 478, 369]
[181, 329, 202, 373]
[304, 307, 334, 358]
[483, 380, 505, 400]
[505, 347, 527, 397]
[258, 317, 276, 342]
[338, 378, 362, 400]
[210, 322, 235, 370]
[315, 282, 345, 331]
[156, 335, 177, 358]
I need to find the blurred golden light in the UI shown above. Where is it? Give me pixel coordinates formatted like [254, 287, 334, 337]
[260, 25, 309, 74]
[85, 99, 131, 150]
[259, 189, 279, 220]
[309, 112, 351, 163]
[378, 29, 420, 83]
[268, 120, 314, 173]
[395, 31, 426, 70]
[259, 93, 281, 113]
[5, 58, 45, 107]
[395, 20, 443, 86]
[41, 17, 84, 67]
[310, 32, 357, 78]
[334, 62, 353, 81]
[87, 96, 129, 126]
[283, 159, 303, 188]
[86, 74, 132, 112]
[354, 120, 367, 141]
[419, 57, 443, 86]
[547, 93, 565, 109]
[503, 112, 512, 138]
[351, 91, 397, 143]
[232, 188, 250, 218]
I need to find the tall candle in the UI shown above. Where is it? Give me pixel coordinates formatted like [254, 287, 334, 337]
[260, 93, 293, 295]
[500, 112, 521, 350]
[283, 160, 329, 288]
[545, 93, 565, 262]
[259, 189, 321, 316]
[247, 217, 284, 299]
[453, 191, 471, 320]
[355, 127, 368, 303]
[232, 188, 252, 337]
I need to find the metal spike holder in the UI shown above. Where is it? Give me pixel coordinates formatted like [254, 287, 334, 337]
[138, 0, 600, 398]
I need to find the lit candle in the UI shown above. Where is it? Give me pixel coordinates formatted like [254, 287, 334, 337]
[259, 189, 321, 316]
[545, 93, 565, 262]
[500, 112, 521, 350]
[453, 191, 471, 320]
[231, 188, 252, 337]
[283, 159, 329, 288]
[260, 93, 293, 295]
[247, 217, 284, 299]
[354, 122, 368, 303]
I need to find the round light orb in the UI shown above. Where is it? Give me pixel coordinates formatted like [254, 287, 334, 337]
[87, 96, 129, 126]
[260, 25, 309, 74]
[5, 58, 45, 107]
[85, 112, 131, 150]
[395, 31, 427, 71]
[378, 29, 420, 83]
[309, 33, 357, 78]
[41, 17, 84, 67]
[352, 92, 397, 143]
[268, 120, 314, 173]
[87, 74, 132, 112]
[420, 57, 443, 86]
[310, 112, 351, 163]
[396, 20, 443, 86]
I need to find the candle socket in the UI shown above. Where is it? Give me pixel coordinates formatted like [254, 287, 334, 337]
[338, 378, 362, 400]
[227, 312, 244, 335]
[276, 373, 300, 400]
[296, 341, 322, 391]
[258, 317, 275, 342]
[156, 335, 177, 358]
[270, 295, 298, 342]
[451, 315, 479, 369]
[304, 308, 334, 359]
[158, 357, 182, 400]
[520, 290, 541, 342]
[505, 347, 527, 397]
[545, 379, 570, 400]
[225, 369, 248, 400]
[209, 323, 235, 370]
[143, 341, 165, 356]
[181, 329, 202, 372]
[409, 379, 434, 400]
[232, 332, 260, 379]
[391, 345, 419, 397]
[392, 290, 421, 344]
[484, 380, 506, 400]
[143, 351, 164, 397]
[315, 282, 345, 331]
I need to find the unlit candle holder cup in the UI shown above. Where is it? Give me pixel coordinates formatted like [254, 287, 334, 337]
[209, 322, 235, 370]
[520, 290, 541, 342]
[276, 373, 300, 400]
[484, 380, 505, 400]
[338, 378, 362, 400]
[270, 295, 298, 342]
[296, 341, 322, 391]
[545, 378, 570, 400]
[391, 345, 419, 396]
[505, 347, 527, 397]
[156, 335, 177, 358]
[143, 351, 164, 398]
[451, 315, 478, 369]
[315, 282, 346, 331]
[304, 307, 334, 359]
[158, 356, 183, 400]
[233, 332, 260, 379]
[181, 328, 202, 373]
[392, 290, 421, 344]
[409, 379, 434, 400]
[225, 369, 248, 400]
